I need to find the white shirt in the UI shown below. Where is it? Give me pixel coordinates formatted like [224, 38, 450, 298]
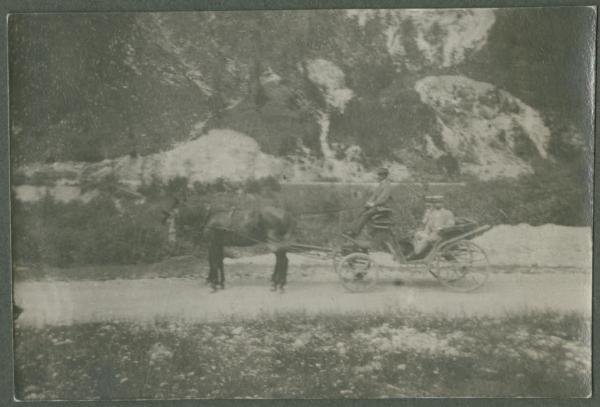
[426, 208, 455, 233]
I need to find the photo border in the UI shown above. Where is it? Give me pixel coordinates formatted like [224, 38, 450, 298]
[0, 0, 597, 406]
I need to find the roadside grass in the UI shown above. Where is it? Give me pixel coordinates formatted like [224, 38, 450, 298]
[14, 310, 590, 399]
[13, 256, 204, 282]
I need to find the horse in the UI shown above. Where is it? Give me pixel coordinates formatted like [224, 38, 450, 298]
[165, 200, 295, 293]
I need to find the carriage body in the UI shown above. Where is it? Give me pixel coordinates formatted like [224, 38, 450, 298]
[335, 215, 492, 292]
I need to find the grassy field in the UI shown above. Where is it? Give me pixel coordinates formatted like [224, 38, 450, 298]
[14, 310, 590, 399]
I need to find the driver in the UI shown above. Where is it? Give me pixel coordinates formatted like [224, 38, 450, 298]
[411, 195, 455, 256]
[346, 167, 392, 238]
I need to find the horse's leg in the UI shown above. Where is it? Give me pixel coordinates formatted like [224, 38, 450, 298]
[272, 249, 288, 293]
[279, 250, 289, 292]
[208, 249, 216, 291]
[207, 231, 218, 292]
[271, 251, 280, 291]
[217, 231, 225, 290]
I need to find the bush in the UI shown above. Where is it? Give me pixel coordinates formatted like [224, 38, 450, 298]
[138, 176, 165, 199]
[446, 163, 591, 226]
[11, 194, 169, 267]
[165, 176, 190, 197]
[11, 172, 28, 186]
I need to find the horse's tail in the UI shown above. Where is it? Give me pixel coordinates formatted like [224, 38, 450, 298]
[283, 210, 297, 242]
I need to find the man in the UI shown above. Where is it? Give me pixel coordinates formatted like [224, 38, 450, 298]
[420, 196, 435, 226]
[347, 167, 392, 237]
[412, 195, 455, 256]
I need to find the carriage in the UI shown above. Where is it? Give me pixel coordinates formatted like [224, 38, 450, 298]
[335, 210, 491, 292]
[164, 197, 491, 293]
[290, 209, 491, 293]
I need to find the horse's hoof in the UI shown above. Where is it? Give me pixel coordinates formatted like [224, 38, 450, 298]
[270, 286, 277, 292]
[278, 287, 285, 294]
[210, 287, 218, 293]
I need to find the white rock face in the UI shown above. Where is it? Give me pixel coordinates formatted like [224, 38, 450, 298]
[16, 124, 411, 200]
[13, 184, 98, 203]
[305, 59, 354, 113]
[19, 129, 285, 189]
[347, 9, 496, 70]
[110, 129, 285, 185]
[415, 75, 551, 179]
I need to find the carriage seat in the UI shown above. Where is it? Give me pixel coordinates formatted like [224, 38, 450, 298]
[369, 207, 393, 230]
[437, 218, 478, 240]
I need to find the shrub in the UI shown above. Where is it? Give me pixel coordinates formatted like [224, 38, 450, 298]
[11, 194, 169, 267]
[11, 172, 29, 186]
[166, 176, 190, 197]
[138, 176, 165, 199]
[446, 163, 591, 226]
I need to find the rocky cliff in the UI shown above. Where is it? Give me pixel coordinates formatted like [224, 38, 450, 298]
[9, 8, 594, 186]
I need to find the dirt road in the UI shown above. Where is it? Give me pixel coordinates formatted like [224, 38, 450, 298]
[14, 269, 591, 327]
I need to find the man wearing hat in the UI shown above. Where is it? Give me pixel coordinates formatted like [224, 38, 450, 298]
[412, 195, 455, 256]
[347, 167, 392, 237]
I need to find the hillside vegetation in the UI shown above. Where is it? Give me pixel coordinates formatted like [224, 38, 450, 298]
[9, 8, 593, 180]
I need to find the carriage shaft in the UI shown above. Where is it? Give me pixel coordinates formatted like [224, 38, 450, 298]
[287, 243, 334, 253]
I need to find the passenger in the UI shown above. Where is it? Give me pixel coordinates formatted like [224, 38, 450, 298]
[346, 167, 392, 238]
[411, 195, 455, 257]
[420, 196, 435, 226]
[412, 196, 435, 251]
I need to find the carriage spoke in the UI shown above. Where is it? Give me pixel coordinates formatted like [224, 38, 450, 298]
[430, 241, 489, 291]
[337, 252, 378, 292]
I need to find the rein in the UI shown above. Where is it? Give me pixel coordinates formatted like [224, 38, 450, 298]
[292, 205, 364, 216]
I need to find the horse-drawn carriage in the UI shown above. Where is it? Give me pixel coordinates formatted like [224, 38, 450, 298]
[289, 208, 491, 293]
[165, 197, 491, 293]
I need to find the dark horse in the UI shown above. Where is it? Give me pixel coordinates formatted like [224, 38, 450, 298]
[165, 201, 295, 293]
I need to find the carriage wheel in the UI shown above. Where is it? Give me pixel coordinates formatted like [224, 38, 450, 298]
[429, 240, 489, 292]
[336, 252, 378, 292]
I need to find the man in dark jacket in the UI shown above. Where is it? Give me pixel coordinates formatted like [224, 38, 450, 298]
[347, 167, 392, 237]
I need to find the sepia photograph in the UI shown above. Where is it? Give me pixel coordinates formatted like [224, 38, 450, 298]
[8, 6, 595, 399]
